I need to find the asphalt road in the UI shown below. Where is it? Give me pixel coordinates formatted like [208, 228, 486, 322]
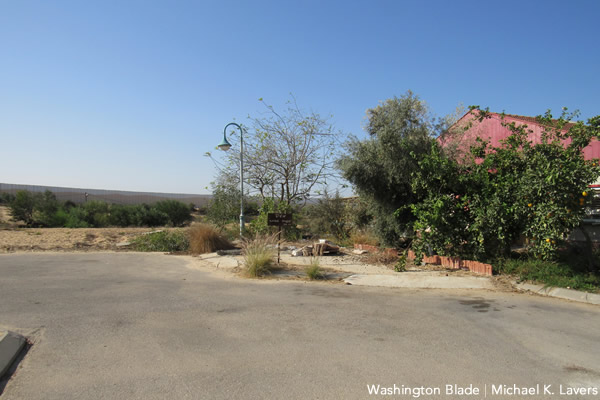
[0, 252, 599, 400]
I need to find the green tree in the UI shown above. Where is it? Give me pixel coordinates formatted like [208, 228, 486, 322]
[303, 190, 351, 240]
[154, 199, 193, 227]
[410, 108, 600, 262]
[34, 190, 60, 226]
[10, 190, 36, 225]
[206, 183, 243, 229]
[338, 91, 442, 246]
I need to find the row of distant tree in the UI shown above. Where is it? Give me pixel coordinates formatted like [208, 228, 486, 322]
[2, 190, 193, 228]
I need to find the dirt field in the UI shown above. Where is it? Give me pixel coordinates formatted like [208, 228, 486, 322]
[0, 206, 186, 253]
[0, 227, 176, 253]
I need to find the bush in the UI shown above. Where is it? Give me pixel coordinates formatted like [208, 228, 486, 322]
[350, 230, 379, 246]
[305, 257, 324, 280]
[242, 235, 275, 277]
[496, 257, 600, 293]
[5, 190, 196, 228]
[108, 205, 135, 227]
[34, 190, 60, 227]
[132, 204, 170, 227]
[364, 250, 398, 266]
[188, 224, 234, 254]
[10, 190, 36, 225]
[410, 109, 600, 262]
[64, 207, 90, 228]
[206, 185, 242, 228]
[131, 230, 190, 252]
[251, 198, 300, 240]
[303, 191, 351, 241]
[81, 201, 110, 227]
[154, 200, 193, 227]
[0, 192, 15, 205]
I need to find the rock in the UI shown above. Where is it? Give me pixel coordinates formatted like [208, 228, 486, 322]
[116, 242, 131, 247]
[352, 249, 368, 255]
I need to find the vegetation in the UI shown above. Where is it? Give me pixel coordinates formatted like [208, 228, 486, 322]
[242, 235, 275, 277]
[338, 91, 442, 246]
[305, 257, 324, 280]
[251, 197, 300, 240]
[496, 257, 600, 293]
[410, 108, 600, 262]
[7, 190, 193, 228]
[204, 179, 259, 229]
[0, 192, 15, 205]
[207, 96, 343, 206]
[302, 191, 351, 241]
[336, 92, 600, 290]
[188, 224, 234, 254]
[131, 230, 190, 252]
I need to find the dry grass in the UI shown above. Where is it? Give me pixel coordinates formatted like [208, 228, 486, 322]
[242, 235, 276, 277]
[188, 223, 234, 254]
[350, 230, 379, 246]
[364, 250, 398, 266]
[305, 256, 324, 280]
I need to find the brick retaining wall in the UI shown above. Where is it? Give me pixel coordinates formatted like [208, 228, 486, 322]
[353, 244, 492, 276]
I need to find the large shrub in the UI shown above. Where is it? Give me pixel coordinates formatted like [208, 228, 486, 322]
[302, 191, 351, 240]
[9, 190, 36, 225]
[338, 91, 438, 246]
[410, 109, 600, 261]
[154, 200, 193, 227]
[188, 224, 234, 254]
[251, 198, 299, 240]
[131, 230, 189, 252]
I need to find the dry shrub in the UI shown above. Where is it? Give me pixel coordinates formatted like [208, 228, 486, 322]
[188, 223, 234, 254]
[242, 235, 276, 277]
[305, 257, 324, 280]
[350, 230, 379, 246]
[364, 250, 398, 266]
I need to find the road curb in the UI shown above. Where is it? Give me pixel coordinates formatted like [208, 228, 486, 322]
[515, 282, 600, 305]
[0, 330, 26, 378]
[343, 273, 494, 289]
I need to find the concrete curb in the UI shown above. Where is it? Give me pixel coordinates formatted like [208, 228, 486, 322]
[0, 330, 26, 378]
[343, 273, 495, 289]
[515, 282, 600, 305]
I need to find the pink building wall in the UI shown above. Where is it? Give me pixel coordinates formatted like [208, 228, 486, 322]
[441, 111, 600, 160]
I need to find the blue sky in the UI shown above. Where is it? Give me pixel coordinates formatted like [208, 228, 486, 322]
[1, 0, 599, 194]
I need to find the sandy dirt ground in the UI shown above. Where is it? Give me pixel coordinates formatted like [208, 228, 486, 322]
[0, 206, 185, 253]
[0, 227, 177, 253]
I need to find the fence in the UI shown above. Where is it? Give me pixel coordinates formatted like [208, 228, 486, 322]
[0, 183, 212, 207]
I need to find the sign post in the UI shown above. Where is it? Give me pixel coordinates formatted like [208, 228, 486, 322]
[267, 213, 293, 264]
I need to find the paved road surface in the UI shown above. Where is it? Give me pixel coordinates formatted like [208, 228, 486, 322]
[0, 253, 599, 399]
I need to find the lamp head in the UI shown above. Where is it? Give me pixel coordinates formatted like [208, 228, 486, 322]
[217, 136, 232, 151]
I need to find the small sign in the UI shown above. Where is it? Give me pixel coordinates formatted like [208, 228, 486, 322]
[267, 213, 293, 226]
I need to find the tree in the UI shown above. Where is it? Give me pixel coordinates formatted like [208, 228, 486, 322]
[337, 91, 444, 246]
[208, 96, 342, 207]
[154, 200, 193, 227]
[410, 108, 600, 262]
[9, 190, 36, 225]
[303, 190, 351, 240]
[205, 182, 243, 229]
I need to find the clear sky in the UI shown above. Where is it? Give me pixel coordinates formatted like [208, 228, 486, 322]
[1, 0, 599, 194]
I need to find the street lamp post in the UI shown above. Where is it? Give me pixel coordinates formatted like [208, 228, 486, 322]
[217, 122, 244, 237]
